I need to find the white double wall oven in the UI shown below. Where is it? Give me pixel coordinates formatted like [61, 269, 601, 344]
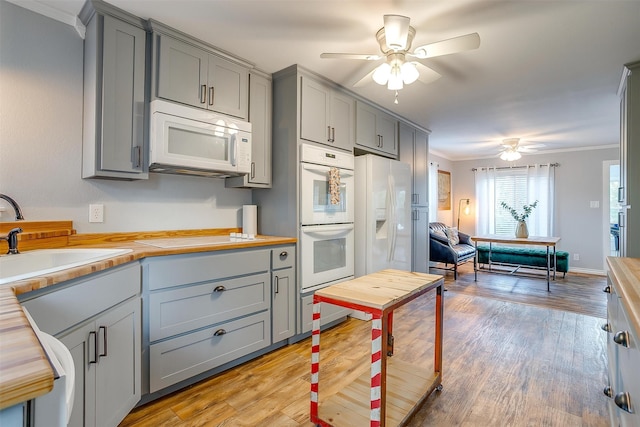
[299, 144, 355, 292]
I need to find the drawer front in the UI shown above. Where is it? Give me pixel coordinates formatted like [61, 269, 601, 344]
[149, 311, 270, 392]
[20, 263, 140, 336]
[149, 272, 270, 341]
[146, 249, 269, 290]
[272, 245, 295, 270]
[301, 293, 351, 334]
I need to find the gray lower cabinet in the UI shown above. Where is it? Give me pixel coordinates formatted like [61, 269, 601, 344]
[19, 263, 142, 427]
[79, 0, 148, 180]
[355, 101, 398, 158]
[143, 245, 296, 394]
[272, 246, 296, 342]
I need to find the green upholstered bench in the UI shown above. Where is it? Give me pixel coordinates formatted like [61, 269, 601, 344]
[476, 245, 569, 277]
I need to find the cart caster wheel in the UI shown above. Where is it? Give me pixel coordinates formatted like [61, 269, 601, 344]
[436, 384, 443, 392]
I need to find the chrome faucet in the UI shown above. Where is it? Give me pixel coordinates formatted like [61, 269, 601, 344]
[1, 227, 22, 254]
[0, 194, 25, 220]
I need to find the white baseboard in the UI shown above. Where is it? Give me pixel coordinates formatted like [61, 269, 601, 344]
[569, 267, 607, 276]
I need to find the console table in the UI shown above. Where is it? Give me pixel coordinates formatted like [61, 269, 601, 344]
[471, 235, 561, 291]
[310, 269, 445, 427]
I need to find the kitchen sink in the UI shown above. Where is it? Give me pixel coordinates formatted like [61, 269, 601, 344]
[0, 248, 133, 285]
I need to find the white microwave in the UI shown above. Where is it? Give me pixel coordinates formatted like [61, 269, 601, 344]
[149, 100, 252, 178]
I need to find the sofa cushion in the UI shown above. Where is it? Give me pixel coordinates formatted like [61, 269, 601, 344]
[476, 246, 569, 273]
[452, 243, 476, 258]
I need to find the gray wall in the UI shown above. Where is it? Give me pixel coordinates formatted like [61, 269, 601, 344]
[0, 1, 251, 233]
[452, 147, 619, 272]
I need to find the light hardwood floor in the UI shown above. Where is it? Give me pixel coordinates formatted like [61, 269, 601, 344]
[120, 265, 609, 426]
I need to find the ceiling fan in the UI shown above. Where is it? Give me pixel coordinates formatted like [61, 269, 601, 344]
[499, 138, 545, 161]
[320, 15, 480, 101]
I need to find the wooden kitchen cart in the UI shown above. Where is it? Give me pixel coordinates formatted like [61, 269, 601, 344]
[310, 269, 445, 427]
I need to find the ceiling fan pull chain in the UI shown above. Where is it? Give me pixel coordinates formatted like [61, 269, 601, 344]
[394, 90, 399, 104]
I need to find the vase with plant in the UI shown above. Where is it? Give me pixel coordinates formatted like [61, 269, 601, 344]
[500, 200, 539, 238]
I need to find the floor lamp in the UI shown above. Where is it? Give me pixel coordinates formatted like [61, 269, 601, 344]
[457, 198, 470, 229]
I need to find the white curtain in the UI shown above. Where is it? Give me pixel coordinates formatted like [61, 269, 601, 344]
[474, 164, 555, 237]
[428, 163, 438, 222]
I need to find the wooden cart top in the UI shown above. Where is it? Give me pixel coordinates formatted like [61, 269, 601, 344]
[314, 269, 443, 311]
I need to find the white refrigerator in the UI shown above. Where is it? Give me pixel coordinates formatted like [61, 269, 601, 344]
[355, 154, 413, 277]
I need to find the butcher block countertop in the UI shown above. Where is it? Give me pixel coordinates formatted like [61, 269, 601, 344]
[0, 223, 296, 410]
[607, 257, 640, 336]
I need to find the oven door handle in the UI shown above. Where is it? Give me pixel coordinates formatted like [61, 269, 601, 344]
[301, 163, 354, 178]
[301, 224, 354, 236]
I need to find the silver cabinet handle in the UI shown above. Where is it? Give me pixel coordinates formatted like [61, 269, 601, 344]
[604, 386, 613, 398]
[98, 326, 107, 358]
[213, 285, 226, 292]
[279, 251, 288, 258]
[327, 126, 331, 142]
[213, 329, 226, 337]
[603, 285, 611, 294]
[614, 392, 633, 413]
[251, 162, 255, 179]
[601, 323, 612, 332]
[200, 85, 207, 104]
[331, 127, 335, 142]
[89, 331, 97, 364]
[209, 86, 214, 106]
[613, 330, 630, 347]
[274, 276, 279, 294]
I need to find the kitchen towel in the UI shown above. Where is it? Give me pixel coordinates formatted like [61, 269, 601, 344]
[329, 167, 340, 205]
[242, 205, 258, 236]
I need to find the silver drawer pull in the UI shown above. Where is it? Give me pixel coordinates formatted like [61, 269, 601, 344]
[614, 392, 634, 413]
[213, 329, 226, 337]
[604, 386, 613, 398]
[601, 323, 612, 332]
[613, 330, 630, 347]
[603, 285, 611, 294]
[279, 251, 288, 258]
[213, 285, 226, 292]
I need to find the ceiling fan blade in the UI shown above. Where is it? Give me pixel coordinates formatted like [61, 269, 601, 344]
[411, 32, 480, 59]
[413, 62, 441, 85]
[321, 53, 381, 60]
[383, 15, 411, 51]
[352, 67, 378, 88]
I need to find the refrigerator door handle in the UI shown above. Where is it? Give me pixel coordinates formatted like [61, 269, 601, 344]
[301, 224, 354, 236]
[387, 175, 398, 262]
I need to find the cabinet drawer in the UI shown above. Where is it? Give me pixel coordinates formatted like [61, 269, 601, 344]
[20, 263, 140, 336]
[272, 246, 295, 270]
[149, 272, 270, 341]
[149, 311, 270, 392]
[145, 249, 269, 290]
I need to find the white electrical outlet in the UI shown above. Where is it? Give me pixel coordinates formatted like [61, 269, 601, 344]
[573, 253, 580, 261]
[89, 204, 104, 223]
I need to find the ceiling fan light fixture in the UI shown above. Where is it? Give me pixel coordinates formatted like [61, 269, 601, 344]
[372, 63, 391, 85]
[383, 15, 410, 51]
[387, 64, 404, 90]
[401, 62, 419, 84]
[500, 149, 521, 161]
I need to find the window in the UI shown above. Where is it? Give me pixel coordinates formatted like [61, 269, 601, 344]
[475, 165, 555, 237]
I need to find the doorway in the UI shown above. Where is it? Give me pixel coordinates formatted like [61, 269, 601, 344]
[603, 160, 620, 267]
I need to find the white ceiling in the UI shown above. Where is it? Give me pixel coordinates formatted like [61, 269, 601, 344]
[14, 0, 640, 160]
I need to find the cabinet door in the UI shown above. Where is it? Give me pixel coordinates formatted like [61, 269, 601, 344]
[355, 102, 378, 151]
[331, 91, 355, 151]
[157, 35, 208, 108]
[248, 73, 271, 185]
[300, 76, 331, 145]
[272, 268, 295, 342]
[377, 111, 398, 157]
[95, 298, 141, 427]
[399, 123, 416, 199]
[207, 55, 248, 119]
[412, 207, 429, 273]
[61, 322, 97, 427]
[414, 130, 429, 205]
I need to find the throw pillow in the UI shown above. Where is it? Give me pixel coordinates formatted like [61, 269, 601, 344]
[445, 227, 460, 246]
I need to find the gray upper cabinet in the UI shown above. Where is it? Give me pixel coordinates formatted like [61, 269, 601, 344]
[80, 0, 148, 180]
[155, 33, 249, 120]
[300, 75, 355, 152]
[355, 101, 398, 158]
[226, 71, 272, 188]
